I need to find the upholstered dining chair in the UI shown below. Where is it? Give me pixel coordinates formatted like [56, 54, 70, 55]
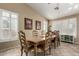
[18, 31, 34, 56]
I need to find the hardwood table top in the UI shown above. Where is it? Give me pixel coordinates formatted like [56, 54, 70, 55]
[27, 35, 56, 44]
[27, 36, 45, 43]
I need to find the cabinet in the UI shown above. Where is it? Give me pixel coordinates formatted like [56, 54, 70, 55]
[60, 35, 74, 43]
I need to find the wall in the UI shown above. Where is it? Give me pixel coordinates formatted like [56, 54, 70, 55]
[49, 14, 79, 44]
[76, 16, 79, 44]
[0, 3, 48, 51]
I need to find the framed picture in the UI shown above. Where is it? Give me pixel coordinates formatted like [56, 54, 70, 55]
[35, 21, 41, 30]
[24, 18, 32, 30]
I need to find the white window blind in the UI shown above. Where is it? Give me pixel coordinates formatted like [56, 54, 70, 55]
[0, 9, 18, 42]
[51, 18, 77, 38]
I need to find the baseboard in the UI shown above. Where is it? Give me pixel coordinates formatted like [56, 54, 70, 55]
[61, 41, 73, 44]
[74, 43, 79, 45]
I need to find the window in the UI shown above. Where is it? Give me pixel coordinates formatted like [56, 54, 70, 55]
[51, 18, 77, 38]
[0, 9, 18, 42]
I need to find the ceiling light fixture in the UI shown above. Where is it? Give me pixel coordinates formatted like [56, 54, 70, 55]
[54, 3, 59, 10]
[48, 3, 51, 4]
[48, 3, 60, 18]
[54, 3, 60, 18]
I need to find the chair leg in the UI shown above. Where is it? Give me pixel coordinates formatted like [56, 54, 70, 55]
[54, 42, 56, 49]
[49, 46, 51, 55]
[59, 40, 60, 46]
[21, 48, 23, 56]
[24, 49, 28, 56]
[34, 49, 36, 56]
[57, 40, 60, 47]
[44, 50, 45, 56]
[25, 52, 28, 56]
[57, 41, 59, 47]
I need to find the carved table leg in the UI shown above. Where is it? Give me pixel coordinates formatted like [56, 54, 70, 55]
[34, 44, 37, 56]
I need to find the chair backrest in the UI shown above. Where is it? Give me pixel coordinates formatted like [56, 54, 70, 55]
[46, 31, 53, 39]
[45, 39, 50, 47]
[54, 31, 59, 37]
[32, 30, 38, 37]
[53, 30, 60, 41]
[18, 31, 27, 49]
[56, 31, 60, 41]
[45, 33, 51, 49]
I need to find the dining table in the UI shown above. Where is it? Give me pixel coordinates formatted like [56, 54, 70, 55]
[27, 35, 57, 56]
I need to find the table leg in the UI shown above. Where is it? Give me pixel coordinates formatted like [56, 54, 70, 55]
[34, 44, 37, 56]
[54, 38, 57, 49]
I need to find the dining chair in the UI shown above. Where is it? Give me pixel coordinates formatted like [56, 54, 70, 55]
[55, 31, 60, 47]
[46, 31, 56, 49]
[37, 34, 52, 56]
[51, 32, 57, 49]
[18, 31, 34, 56]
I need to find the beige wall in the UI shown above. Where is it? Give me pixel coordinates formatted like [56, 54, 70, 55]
[0, 3, 48, 39]
[0, 3, 48, 51]
[49, 14, 79, 44]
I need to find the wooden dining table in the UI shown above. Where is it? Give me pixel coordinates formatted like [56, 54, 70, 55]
[27, 35, 56, 56]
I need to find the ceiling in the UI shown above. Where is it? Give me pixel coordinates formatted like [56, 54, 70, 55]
[27, 3, 79, 20]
